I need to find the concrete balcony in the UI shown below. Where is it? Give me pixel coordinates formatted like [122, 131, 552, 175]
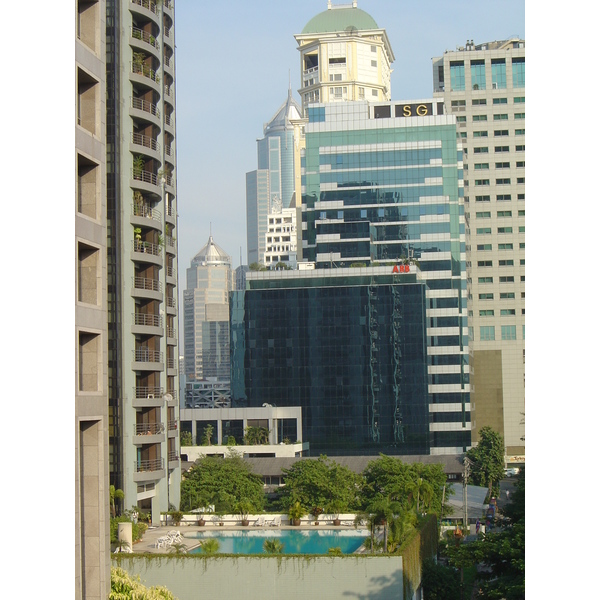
[132, 240, 163, 267]
[132, 387, 164, 408]
[130, 97, 161, 127]
[133, 458, 165, 483]
[133, 422, 165, 445]
[132, 312, 163, 337]
[129, 0, 160, 23]
[132, 348, 164, 371]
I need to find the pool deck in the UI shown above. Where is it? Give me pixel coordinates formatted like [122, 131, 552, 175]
[127, 522, 368, 555]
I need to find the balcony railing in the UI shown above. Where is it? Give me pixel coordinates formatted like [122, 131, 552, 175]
[135, 386, 164, 399]
[135, 348, 163, 363]
[164, 113, 173, 127]
[135, 458, 164, 473]
[133, 312, 162, 328]
[135, 422, 164, 436]
[131, 26, 159, 50]
[132, 203, 161, 221]
[168, 420, 177, 431]
[166, 390, 178, 402]
[166, 235, 175, 248]
[134, 276, 162, 293]
[166, 203, 175, 218]
[132, 169, 159, 187]
[168, 452, 179, 463]
[131, 132, 160, 153]
[164, 85, 172, 98]
[131, 0, 158, 16]
[133, 240, 161, 256]
[166, 357, 176, 369]
[164, 28, 171, 39]
[166, 326, 175, 337]
[166, 265, 175, 278]
[131, 97, 160, 119]
[166, 297, 176, 308]
[165, 145, 173, 157]
[131, 61, 160, 84]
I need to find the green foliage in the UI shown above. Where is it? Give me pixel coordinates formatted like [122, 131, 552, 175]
[110, 485, 125, 517]
[226, 435, 237, 446]
[201, 424, 214, 446]
[198, 538, 220, 555]
[328, 547, 343, 556]
[466, 426, 505, 497]
[278, 455, 360, 512]
[180, 453, 265, 514]
[422, 558, 461, 600]
[288, 501, 306, 521]
[236, 499, 254, 520]
[244, 425, 269, 445]
[110, 567, 177, 600]
[263, 539, 284, 554]
[180, 430, 193, 447]
[248, 262, 267, 271]
[169, 510, 183, 525]
[110, 516, 147, 544]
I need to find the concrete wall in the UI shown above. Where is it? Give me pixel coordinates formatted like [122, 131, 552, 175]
[113, 555, 406, 600]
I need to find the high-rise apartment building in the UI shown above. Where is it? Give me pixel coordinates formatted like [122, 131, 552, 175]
[295, 1, 394, 114]
[106, 0, 181, 523]
[246, 89, 303, 265]
[432, 39, 525, 456]
[76, 1, 110, 597]
[183, 235, 235, 382]
[264, 203, 298, 268]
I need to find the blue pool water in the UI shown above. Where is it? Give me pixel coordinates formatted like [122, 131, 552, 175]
[187, 528, 369, 555]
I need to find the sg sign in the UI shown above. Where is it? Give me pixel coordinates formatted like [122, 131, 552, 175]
[396, 103, 432, 117]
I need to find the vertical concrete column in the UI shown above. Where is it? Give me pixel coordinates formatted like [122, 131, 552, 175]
[118, 522, 133, 551]
[217, 420, 222, 445]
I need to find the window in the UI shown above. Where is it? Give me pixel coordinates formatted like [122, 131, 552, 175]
[516, 161, 525, 168]
[491, 57, 507, 88]
[501, 309, 516, 316]
[514, 96, 525, 103]
[515, 129, 525, 135]
[475, 163, 489, 170]
[512, 57, 525, 88]
[518, 209, 525, 216]
[501, 325, 517, 340]
[496, 178, 511, 185]
[471, 59, 486, 90]
[473, 115, 487, 121]
[498, 226, 513, 233]
[479, 310, 494, 316]
[500, 292, 515, 299]
[451, 100, 466, 108]
[494, 114, 509, 120]
[499, 259, 514, 266]
[495, 162, 510, 169]
[479, 293, 494, 300]
[495, 146, 509, 153]
[474, 147, 489, 154]
[494, 130, 509, 137]
[517, 177, 525, 184]
[476, 211, 491, 218]
[516, 145, 525, 152]
[475, 195, 490, 202]
[371, 45, 377, 52]
[519, 242, 525, 249]
[456, 116, 467, 122]
[518, 193, 525, 200]
[519, 226, 525, 233]
[515, 112, 525, 119]
[499, 276, 514, 283]
[372, 89, 378, 96]
[520, 259, 525, 265]
[77, 153, 100, 219]
[450, 61, 465, 91]
[477, 244, 492, 250]
[480, 326, 495, 341]
[472, 98, 487, 105]
[358, 87, 365, 99]
[520, 275, 525, 281]
[478, 276, 493, 283]
[498, 243, 513, 250]
[371, 60, 377, 67]
[493, 98, 508, 105]
[77, 67, 99, 135]
[497, 210, 512, 217]
[475, 179, 489, 186]
[473, 131, 488, 138]
[478, 260, 492, 267]
[476, 227, 491, 235]
[497, 194, 511, 201]
[78, 243, 100, 304]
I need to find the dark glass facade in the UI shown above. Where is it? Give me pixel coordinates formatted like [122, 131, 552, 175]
[231, 272, 432, 455]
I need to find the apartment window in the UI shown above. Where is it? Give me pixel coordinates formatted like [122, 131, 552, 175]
[371, 60, 377, 67]
[497, 210, 512, 217]
[474, 147, 489, 154]
[78, 243, 100, 305]
[519, 242, 525, 249]
[494, 114, 509, 120]
[501, 325, 517, 340]
[501, 309, 516, 316]
[472, 98, 487, 105]
[500, 292, 515, 299]
[519, 226, 525, 233]
[451, 100, 466, 108]
[476, 211, 491, 218]
[475, 195, 490, 202]
[498, 226, 513, 233]
[473, 131, 488, 138]
[498, 243, 513, 250]
[478, 277, 493, 283]
[512, 57, 525, 88]
[518, 210, 525, 216]
[495, 146, 509, 153]
[478, 260, 493, 267]
[516, 145, 525, 152]
[499, 276, 515, 283]
[479, 310, 494, 316]
[358, 87, 365, 99]
[77, 67, 99, 135]
[480, 326, 495, 341]
[459, 132, 467, 139]
[474, 163, 489, 170]
[498, 259, 514, 266]
[494, 130, 509, 137]
[477, 244, 492, 250]
[470, 59, 486, 90]
[475, 179, 489, 186]
[515, 112, 525, 119]
[371, 45, 377, 52]
[493, 98, 508, 105]
[520, 275, 525, 281]
[520, 259, 525, 265]
[329, 73, 343, 81]
[515, 129, 525, 135]
[479, 293, 494, 300]
[456, 116, 467, 123]
[496, 178, 511, 185]
[495, 163, 510, 170]
[497, 194, 511, 201]
[372, 89, 378, 97]
[476, 228, 491, 235]
[517, 193, 525, 200]
[450, 61, 465, 91]
[517, 177, 525, 184]
[77, 154, 99, 219]
[79, 331, 100, 392]
[514, 96, 525, 103]
[473, 115, 487, 121]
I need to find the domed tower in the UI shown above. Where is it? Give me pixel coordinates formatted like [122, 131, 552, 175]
[295, 1, 394, 113]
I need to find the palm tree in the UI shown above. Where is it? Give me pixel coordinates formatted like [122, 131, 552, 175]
[263, 539, 284, 554]
[199, 538, 219, 554]
[367, 496, 403, 554]
[167, 542, 187, 555]
[408, 477, 434, 513]
[109, 485, 124, 518]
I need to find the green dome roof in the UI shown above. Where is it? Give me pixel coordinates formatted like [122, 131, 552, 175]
[301, 7, 378, 34]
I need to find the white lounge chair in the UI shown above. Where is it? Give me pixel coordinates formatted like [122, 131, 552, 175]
[253, 516, 265, 527]
[269, 516, 281, 527]
[167, 530, 183, 543]
[155, 536, 171, 548]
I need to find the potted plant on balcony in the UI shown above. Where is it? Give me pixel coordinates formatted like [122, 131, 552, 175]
[288, 501, 305, 526]
[237, 500, 254, 527]
[326, 499, 347, 526]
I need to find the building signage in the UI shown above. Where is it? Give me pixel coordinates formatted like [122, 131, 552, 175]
[392, 264, 410, 273]
[395, 102, 433, 117]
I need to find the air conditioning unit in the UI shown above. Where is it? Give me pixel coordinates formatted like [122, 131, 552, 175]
[492, 82, 498, 89]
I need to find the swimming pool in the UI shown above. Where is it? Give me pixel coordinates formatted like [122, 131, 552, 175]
[187, 528, 369, 555]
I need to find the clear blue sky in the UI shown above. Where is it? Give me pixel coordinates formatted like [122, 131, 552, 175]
[175, 0, 525, 272]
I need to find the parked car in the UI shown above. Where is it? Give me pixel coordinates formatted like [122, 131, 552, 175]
[504, 467, 520, 477]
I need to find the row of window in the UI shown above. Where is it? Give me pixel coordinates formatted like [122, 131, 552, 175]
[468, 193, 525, 202]
[473, 162, 525, 169]
[471, 144, 525, 154]
[476, 226, 526, 234]
[470, 129, 524, 138]
[453, 97, 525, 107]
[478, 292, 525, 306]
[478, 285, 525, 300]
[463, 113, 525, 122]
[474, 210, 525, 218]
[471, 178, 525, 185]
[475, 242, 525, 251]
[478, 325, 525, 341]
[449, 57, 524, 91]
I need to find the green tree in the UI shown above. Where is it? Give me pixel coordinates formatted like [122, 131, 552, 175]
[421, 558, 461, 600]
[201, 424, 214, 446]
[110, 567, 176, 600]
[180, 452, 265, 514]
[244, 425, 269, 445]
[180, 430, 193, 447]
[199, 538, 220, 555]
[110, 485, 124, 517]
[263, 539, 284, 554]
[466, 426, 505, 498]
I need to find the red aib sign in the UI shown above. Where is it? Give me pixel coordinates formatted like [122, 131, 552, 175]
[392, 264, 410, 273]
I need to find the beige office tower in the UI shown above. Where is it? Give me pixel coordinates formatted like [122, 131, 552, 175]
[76, 1, 110, 598]
[432, 39, 525, 458]
[294, 1, 394, 114]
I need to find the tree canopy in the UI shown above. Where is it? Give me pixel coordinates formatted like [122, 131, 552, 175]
[466, 426, 505, 498]
[180, 451, 264, 513]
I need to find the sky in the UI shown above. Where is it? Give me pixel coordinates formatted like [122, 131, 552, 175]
[174, 0, 525, 274]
